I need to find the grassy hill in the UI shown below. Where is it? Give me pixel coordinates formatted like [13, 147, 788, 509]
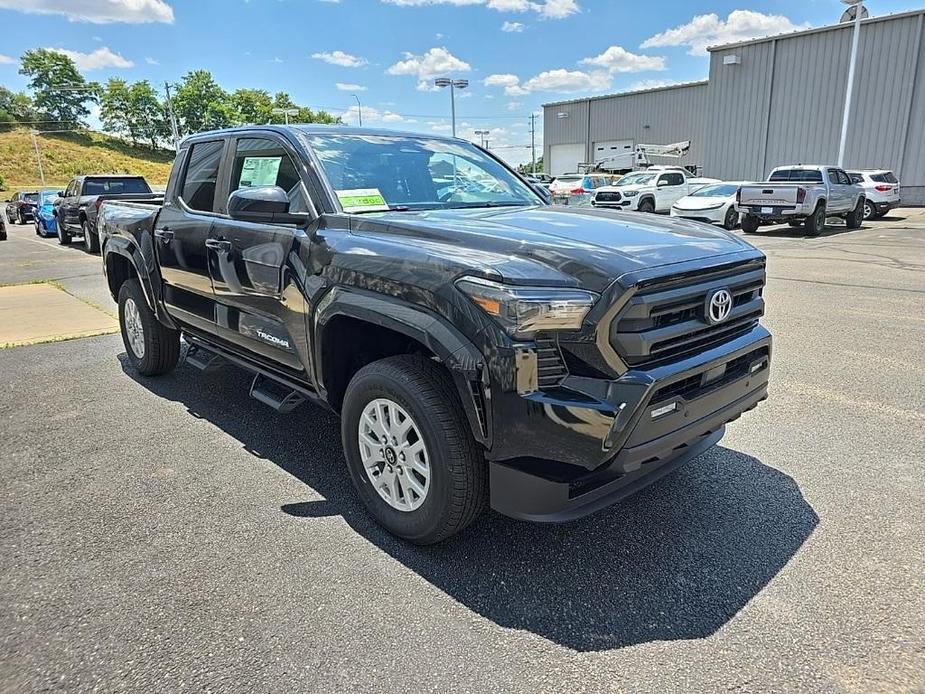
[0, 128, 175, 192]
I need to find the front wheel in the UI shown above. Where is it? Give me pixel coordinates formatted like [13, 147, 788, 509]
[637, 198, 655, 214]
[863, 200, 877, 221]
[722, 206, 739, 231]
[741, 214, 760, 234]
[118, 279, 180, 376]
[341, 355, 487, 545]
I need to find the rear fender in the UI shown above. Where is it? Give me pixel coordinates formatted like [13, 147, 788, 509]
[104, 235, 177, 329]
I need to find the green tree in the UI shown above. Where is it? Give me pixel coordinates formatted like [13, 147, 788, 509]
[173, 70, 231, 134]
[129, 81, 169, 149]
[230, 88, 273, 125]
[0, 87, 37, 125]
[19, 49, 95, 128]
[269, 91, 339, 125]
[100, 78, 135, 142]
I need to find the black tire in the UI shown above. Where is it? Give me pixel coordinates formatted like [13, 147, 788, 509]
[804, 203, 826, 236]
[722, 206, 739, 231]
[741, 214, 760, 234]
[16, 211, 24, 225]
[118, 278, 180, 377]
[846, 198, 864, 229]
[637, 198, 655, 214]
[82, 220, 99, 253]
[341, 355, 487, 545]
[863, 200, 877, 221]
[57, 222, 71, 245]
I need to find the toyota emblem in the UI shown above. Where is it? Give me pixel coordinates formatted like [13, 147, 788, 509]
[706, 288, 733, 324]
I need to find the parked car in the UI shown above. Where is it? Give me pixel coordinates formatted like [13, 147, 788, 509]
[528, 172, 554, 185]
[736, 165, 865, 236]
[6, 191, 40, 224]
[55, 175, 159, 253]
[847, 169, 901, 219]
[592, 167, 720, 214]
[548, 173, 619, 206]
[0, 211, 6, 241]
[670, 182, 749, 230]
[33, 190, 60, 237]
[99, 125, 771, 545]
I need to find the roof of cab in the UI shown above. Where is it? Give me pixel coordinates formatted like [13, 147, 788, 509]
[181, 124, 463, 147]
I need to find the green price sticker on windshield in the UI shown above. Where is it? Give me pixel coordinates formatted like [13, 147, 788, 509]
[337, 188, 389, 212]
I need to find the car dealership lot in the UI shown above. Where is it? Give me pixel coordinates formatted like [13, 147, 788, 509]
[1, 214, 923, 693]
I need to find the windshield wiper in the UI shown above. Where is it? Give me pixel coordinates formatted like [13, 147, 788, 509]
[351, 205, 415, 214]
[443, 201, 531, 210]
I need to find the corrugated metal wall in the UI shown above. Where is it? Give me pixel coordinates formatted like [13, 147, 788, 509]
[705, 11, 925, 203]
[545, 10, 925, 203]
[543, 82, 708, 174]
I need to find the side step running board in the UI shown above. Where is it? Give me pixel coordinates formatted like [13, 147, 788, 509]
[185, 343, 227, 372]
[249, 373, 305, 413]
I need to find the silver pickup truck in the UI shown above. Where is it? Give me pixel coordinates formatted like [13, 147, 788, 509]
[736, 165, 865, 236]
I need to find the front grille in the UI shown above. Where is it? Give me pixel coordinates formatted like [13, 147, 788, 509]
[651, 347, 769, 403]
[611, 260, 766, 368]
[536, 335, 568, 388]
[595, 191, 622, 204]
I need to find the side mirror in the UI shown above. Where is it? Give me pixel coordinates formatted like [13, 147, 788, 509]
[228, 185, 306, 224]
[57, 191, 66, 198]
[657, 179, 669, 187]
[531, 183, 553, 204]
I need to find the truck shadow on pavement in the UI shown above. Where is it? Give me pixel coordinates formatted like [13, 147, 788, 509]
[122, 353, 818, 653]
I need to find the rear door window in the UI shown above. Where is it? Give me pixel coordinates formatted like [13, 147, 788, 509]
[848, 173, 864, 184]
[181, 140, 224, 212]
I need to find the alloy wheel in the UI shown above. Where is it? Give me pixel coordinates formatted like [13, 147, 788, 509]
[123, 297, 145, 358]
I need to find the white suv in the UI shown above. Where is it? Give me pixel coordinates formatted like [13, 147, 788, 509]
[847, 170, 901, 219]
[592, 168, 718, 214]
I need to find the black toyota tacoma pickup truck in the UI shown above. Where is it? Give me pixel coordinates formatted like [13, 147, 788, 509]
[99, 126, 771, 544]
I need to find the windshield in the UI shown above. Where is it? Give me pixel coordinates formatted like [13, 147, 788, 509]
[23, 193, 39, 203]
[615, 173, 655, 187]
[691, 183, 739, 197]
[303, 133, 541, 212]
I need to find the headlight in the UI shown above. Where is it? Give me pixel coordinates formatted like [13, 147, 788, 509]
[698, 203, 724, 210]
[456, 277, 597, 339]
[623, 190, 639, 197]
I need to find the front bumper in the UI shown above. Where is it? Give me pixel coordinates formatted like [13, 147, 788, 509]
[670, 206, 725, 223]
[488, 325, 771, 521]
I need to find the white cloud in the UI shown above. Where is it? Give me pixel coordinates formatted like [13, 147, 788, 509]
[311, 50, 368, 67]
[0, 0, 173, 24]
[0, 54, 15, 64]
[580, 45, 665, 73]
[382, 0, 578, 20]
[501, 21, 524, 32]
[387, 47, 470, 91]
[341, 104, 406, 124]
[641, 10, 811, 56]
[49, 46, 134, 70]
[507, 100, 522, 111]
[336, 82, 367, 91]
[145, 56, 159, 65]
[484, 68, 610, 95]
[428, 120, 453, 132]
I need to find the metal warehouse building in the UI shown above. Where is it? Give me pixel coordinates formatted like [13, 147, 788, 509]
[544, 8, 925, 204]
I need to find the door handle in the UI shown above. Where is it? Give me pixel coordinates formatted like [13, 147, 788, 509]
[154, 228, 174, 241]
[205, 238, 232, 252]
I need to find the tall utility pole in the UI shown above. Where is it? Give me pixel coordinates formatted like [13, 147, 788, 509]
[164, 82, 181, 152]
[30, 130, 46, 185]
[837, 0, 865, 167]
[528, 113, 538, 174]
[352, 94, 363, 127]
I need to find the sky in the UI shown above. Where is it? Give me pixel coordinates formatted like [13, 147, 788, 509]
[0, 0, 921, 166]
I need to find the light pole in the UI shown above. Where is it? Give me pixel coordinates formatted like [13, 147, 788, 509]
[29, 130, 46, 186]
[837, 0, 865, 167]
[163, 81, 181, 151]
[434, 77, 468, 137]
[272, 107, 299, 125]
[351, 94, 363, 127]
[473, 129, 489, 148]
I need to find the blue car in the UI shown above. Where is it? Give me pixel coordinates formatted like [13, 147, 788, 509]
[33, 190, 59, 237]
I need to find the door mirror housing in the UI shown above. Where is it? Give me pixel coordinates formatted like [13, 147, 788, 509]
[57, 191, 66, 198]
[228, 185, 308, 225]
[657, 179, 669, 187]
[531, 183, 553, 204]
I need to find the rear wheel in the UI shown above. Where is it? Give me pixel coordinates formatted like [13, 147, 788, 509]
[341, 355, 487, 545]
[846, 198, 864, 229]
[741, 214, 760, 234]
[722, 206, 739, 230]
[804, 203, 826, 237]
[82, 220, 99, 253]
[118, 279, 180, 376]
[863, 200, 877, 220]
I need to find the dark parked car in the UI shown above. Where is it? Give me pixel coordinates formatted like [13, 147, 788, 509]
[100, 126, 771, 544]
[55, 175, 159, 253]
[6, 191, 40, 224]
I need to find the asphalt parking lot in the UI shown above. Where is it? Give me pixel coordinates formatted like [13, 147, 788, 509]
[1, 212, 923, 693]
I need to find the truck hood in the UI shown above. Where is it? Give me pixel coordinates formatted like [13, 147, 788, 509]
[351, 205, 758, 293]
